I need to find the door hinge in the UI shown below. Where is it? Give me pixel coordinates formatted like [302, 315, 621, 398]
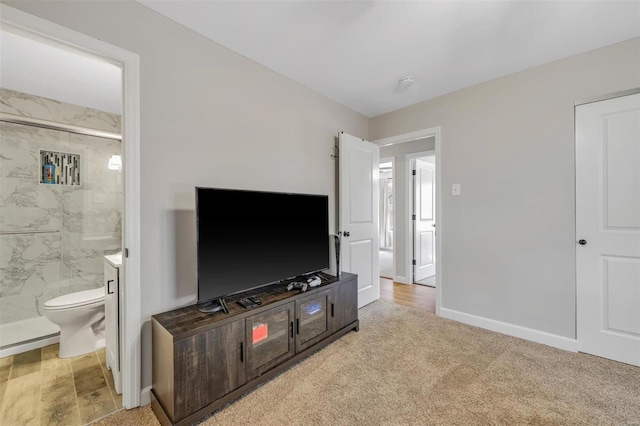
[412, 214, 416, 220]
[412, 259, 416, 266]
[412, 169, 416, 176]
[124, 248, 129, 258]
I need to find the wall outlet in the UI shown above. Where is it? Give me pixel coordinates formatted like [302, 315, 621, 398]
[452, 183, 461, 196]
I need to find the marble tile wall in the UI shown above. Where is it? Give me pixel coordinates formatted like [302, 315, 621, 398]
[0, 89, 121, 326]
[0, 88, 120, 134]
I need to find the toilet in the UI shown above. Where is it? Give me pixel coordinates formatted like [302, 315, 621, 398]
[43, 287, 106, 358]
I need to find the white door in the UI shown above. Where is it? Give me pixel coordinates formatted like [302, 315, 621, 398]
[339, 132, 380, 308]
[414, 159, 436, 281]
[576, 92, 640, 367]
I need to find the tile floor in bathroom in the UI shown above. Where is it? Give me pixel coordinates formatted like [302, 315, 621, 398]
[0, 344, 122, 425]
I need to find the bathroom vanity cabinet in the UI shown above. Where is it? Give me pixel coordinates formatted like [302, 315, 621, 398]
[104, 253, 123, 394]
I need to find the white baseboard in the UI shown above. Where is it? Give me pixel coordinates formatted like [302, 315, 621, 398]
[439, 308, 579, 352]
[140, 385, 152, 406]
[0, 335, 60, 358]
[393, 275, 411, 284]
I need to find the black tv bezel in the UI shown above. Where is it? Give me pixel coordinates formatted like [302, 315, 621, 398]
[195, 186, 330, 305]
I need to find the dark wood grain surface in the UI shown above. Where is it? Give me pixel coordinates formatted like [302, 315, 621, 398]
[329, 277, 359, 333]
[295, 290, 331, 352]
[153, 273, 355, 341]
[151, 272, 358, 425]
[173, 319, 246, 420]
[245, 303, 295, 380]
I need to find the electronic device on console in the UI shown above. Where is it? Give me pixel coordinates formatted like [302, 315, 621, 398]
[237, 296, 262, 309]
[286, 281, 308, 293]
[307, 275, 322, 287]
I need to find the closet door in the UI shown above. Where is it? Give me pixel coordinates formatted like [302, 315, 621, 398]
[576, 92, 640, 367]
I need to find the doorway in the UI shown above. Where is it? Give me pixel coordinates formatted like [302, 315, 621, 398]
[373, 127, 442, 315]
[0, 29, 123, 351]
[379, 157, 394, 279]
[1, 4, 142, 407]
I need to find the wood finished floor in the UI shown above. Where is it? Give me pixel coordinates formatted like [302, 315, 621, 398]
[380, 277, 436, 313]
[0, 344, 122, 426]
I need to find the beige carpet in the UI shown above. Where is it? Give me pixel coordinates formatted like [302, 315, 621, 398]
[94, 301, 640, 425]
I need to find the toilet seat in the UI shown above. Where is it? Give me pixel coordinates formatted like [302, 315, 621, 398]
[45, 288, 105, 311]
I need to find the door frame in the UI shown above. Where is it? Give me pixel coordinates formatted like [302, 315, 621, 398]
[373, 127, 442, 315]
[379, 156, 395, 253]
[407, 151, 436, 284]
[1, 5, 142, 408]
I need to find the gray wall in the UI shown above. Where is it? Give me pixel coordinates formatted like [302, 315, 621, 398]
[7, 1, 369, 390]
[380, 137, 435, 279]
[371, 38, 640, 339]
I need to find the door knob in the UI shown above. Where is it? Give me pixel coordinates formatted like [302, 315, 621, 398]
[343, 231, 350, 237]
[578, 239, 587, 245]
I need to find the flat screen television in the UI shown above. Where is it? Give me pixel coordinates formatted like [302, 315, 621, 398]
[196, 187, 329, 311]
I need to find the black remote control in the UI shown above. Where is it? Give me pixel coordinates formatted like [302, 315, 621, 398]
[237, 298, 259, 309]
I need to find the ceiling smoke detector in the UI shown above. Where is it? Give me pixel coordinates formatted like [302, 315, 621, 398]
[398, 75, 415, 89]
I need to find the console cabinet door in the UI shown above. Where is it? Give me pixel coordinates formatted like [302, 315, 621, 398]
[173, 319, 246, 421]
[330, 279, 358, 333]
[246, 302, 295, 380]
[295, 290, 331, 352]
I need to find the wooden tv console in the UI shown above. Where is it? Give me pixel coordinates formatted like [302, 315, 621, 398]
[151, 273, 359, 426]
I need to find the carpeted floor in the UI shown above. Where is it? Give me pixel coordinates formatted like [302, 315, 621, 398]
[94, 301, 640, 425]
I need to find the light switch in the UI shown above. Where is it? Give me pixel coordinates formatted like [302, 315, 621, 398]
[452, 184, 461, 196]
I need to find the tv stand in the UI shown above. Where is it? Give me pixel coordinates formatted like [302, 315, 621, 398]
[198, 297, 228, 314]
[151, 272, 358, 426]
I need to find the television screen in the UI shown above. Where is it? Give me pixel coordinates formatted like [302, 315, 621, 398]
[196, 187, 329, 303]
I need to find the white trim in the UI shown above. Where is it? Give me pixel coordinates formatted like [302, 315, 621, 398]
[393, 275, 411, 285]
[0, 5, 142, 408]
[434, 129, 442, 315]
[440, 308, 580, 352]
[575, 87, 640, 106]
[374, 128, 436, 147]
[140, 385, 153, 406]
[372, 126, 442, 315]
[0, 335, 60, 358]
[121, 38, 142, 412]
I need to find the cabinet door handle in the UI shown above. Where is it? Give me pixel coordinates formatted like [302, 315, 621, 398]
[296, 318, 300, 335]
[240, 342, 244, 362]
[331, 303, 334, 317]
[107, 279, 114, 294]
[290, 321, 294, 338]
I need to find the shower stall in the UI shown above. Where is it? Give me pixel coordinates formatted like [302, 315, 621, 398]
[0, 88, 122, 352]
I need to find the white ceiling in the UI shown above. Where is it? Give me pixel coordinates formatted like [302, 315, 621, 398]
[0, 31, 122, 114]
[3, 2, 637, 118]
[140, 0, 640, 117]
